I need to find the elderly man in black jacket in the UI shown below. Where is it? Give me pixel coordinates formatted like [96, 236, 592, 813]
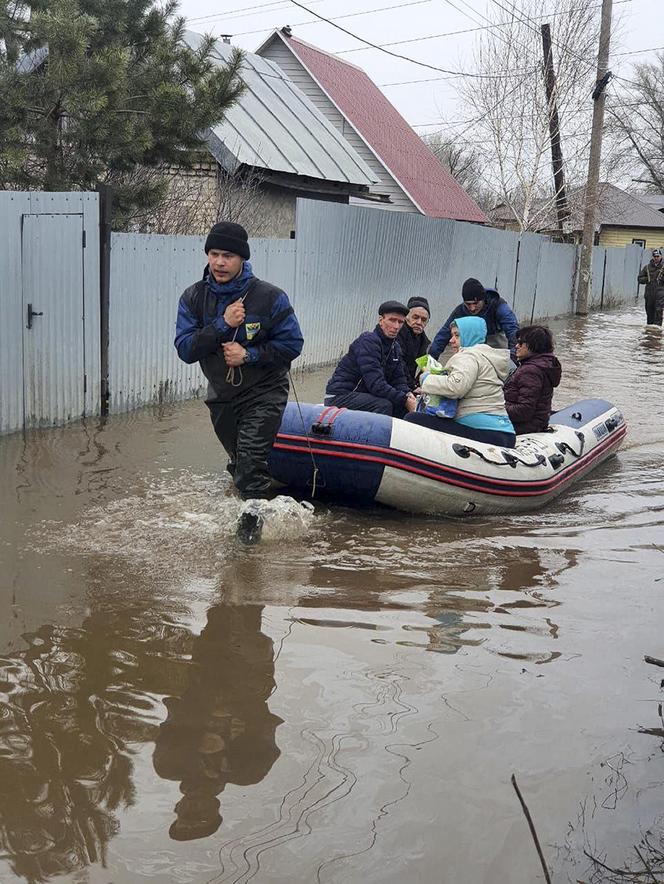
[397, 296, 431, 391]
[325, 301, 418, 417]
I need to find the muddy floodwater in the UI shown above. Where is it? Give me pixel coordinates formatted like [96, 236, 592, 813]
[1, 304, 664, 883]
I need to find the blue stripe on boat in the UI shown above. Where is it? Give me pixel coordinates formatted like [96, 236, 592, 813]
[269, 403, 392, 500]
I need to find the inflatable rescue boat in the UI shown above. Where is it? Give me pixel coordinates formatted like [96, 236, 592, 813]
[268, 399, 626, 515]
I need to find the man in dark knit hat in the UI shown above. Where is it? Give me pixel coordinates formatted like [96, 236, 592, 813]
[429, 277, 519, 360]
[397, 296, 431, 391]
[638, 247, 664, 325]
[324, 301, 417, 417]
[175, 222, 303, 542]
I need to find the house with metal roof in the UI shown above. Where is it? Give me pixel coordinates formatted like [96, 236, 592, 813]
[255, 28, 487, 224]
[491, 183, 664, 250]
[153, 34, 381, 237]
[17, 35, 380, 237]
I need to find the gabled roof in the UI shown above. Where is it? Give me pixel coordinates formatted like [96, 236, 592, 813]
[593, 183, 664, 228]
[256, 30, 487, 224]
[185, 32, 378, 189]
[636, 193, 664, 214]
[538, 183, 664, 231]
[493, 183, 664, 233]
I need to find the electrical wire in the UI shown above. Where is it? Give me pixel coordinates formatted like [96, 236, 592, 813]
[279, 0, 540, 78]
[337, 0, 631, 55]
[229, 0, 432, 37]
[187, 0, 323, 25]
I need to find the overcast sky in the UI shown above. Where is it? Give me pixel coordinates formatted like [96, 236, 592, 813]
[177, 0, 664, 137]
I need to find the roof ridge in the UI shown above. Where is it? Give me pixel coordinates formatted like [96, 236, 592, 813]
[599, 181, 664, 225]
[284, 30, 366, 72]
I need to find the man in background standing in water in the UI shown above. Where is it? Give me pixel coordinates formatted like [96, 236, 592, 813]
[638, 247, 664, 326]
[175, 222, 304, 543]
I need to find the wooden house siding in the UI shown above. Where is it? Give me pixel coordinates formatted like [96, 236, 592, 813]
[260, 40, 418, 214]
[599, 226, 664, 249]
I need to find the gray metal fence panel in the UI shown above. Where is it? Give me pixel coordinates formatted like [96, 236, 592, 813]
[109, 233, 206, 412]
[512, 233, 542, 321]
[590, 247, 606, 308]
[533, 241, 576, 319]
[0, 191, 100, 434]
[0, 192, 30, 434]
[249, 237, 297, 297]
[608, 243, 641, 307]
[108, 233, 297, 412]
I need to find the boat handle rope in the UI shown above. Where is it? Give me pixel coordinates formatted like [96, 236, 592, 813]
[452, 443, 546, 468]
[289, 370, 320, 497]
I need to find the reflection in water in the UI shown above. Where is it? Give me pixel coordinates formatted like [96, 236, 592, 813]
[0, 594, 282, 873]
[423, 546, 565, 655]
[153, 604, 281, 842]
[637, 326, 664, 356]
[0, 622, 141, 883]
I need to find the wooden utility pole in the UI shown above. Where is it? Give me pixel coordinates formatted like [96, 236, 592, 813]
[576, 0, 613, 314]
[541, 23, 569, 235]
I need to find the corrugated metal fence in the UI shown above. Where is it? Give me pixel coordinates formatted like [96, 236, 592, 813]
[0, 193, 644, 432]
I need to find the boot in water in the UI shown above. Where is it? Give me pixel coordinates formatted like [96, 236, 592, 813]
[236, 508, 264, 545]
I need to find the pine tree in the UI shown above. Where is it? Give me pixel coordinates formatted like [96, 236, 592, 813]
[0, 0, 244, 226]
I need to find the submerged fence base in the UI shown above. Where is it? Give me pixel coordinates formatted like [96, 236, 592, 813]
[0, 193, 643, 433]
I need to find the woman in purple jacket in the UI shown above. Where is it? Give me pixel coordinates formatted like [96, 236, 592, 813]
[504, 326, 562, 435]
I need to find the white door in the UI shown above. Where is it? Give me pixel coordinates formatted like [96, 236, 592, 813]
[21, 214, 86, 427]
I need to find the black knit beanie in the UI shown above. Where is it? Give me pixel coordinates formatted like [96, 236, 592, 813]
[462, 278, 486, 302]
[407, 296, 430, 315]
[204, 222, 250, 259]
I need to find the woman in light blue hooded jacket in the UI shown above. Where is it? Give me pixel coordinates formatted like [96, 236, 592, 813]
[404, 316, 516, 447]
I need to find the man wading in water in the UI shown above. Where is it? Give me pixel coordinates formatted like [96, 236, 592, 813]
[175, 222, 304, 544]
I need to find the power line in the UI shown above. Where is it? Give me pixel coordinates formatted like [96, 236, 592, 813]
[410, 93, 641, 129]
[485, 0, 644, 93]
[379, 43, 664, 87]
[280, 0, 539, 78]
[187, 0, 321, 25]
[230, 0, 432, 38]
[337, 0, 632, 55]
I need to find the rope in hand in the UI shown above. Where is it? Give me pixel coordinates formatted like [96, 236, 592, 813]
[288, 369, 319, 498]
[225, 293, 248, 388]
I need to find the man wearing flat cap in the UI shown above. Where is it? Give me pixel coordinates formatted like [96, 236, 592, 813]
[175, 222, 304, 525]
[324, 301, 417, 417]
[398, 296, 431, 392]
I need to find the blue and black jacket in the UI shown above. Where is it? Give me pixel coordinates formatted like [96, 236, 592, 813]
[326, 326, 410, 408]
[175, 266, 304, 401]
[429, 289, 519, 359]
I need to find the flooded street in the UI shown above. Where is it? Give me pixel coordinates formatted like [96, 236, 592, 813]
[1, 304, 663, 883]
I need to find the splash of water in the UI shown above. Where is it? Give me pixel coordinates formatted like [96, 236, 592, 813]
[29, 470, 318, 574]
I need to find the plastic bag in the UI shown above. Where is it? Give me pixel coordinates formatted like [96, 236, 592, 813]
[415, 355, 458, 419]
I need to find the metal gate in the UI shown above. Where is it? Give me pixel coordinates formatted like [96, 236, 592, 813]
[21, 214, 87, 426]
[0, 192, 101, 434]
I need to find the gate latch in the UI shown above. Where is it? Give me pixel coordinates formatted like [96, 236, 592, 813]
[27, 304, 44, 329]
